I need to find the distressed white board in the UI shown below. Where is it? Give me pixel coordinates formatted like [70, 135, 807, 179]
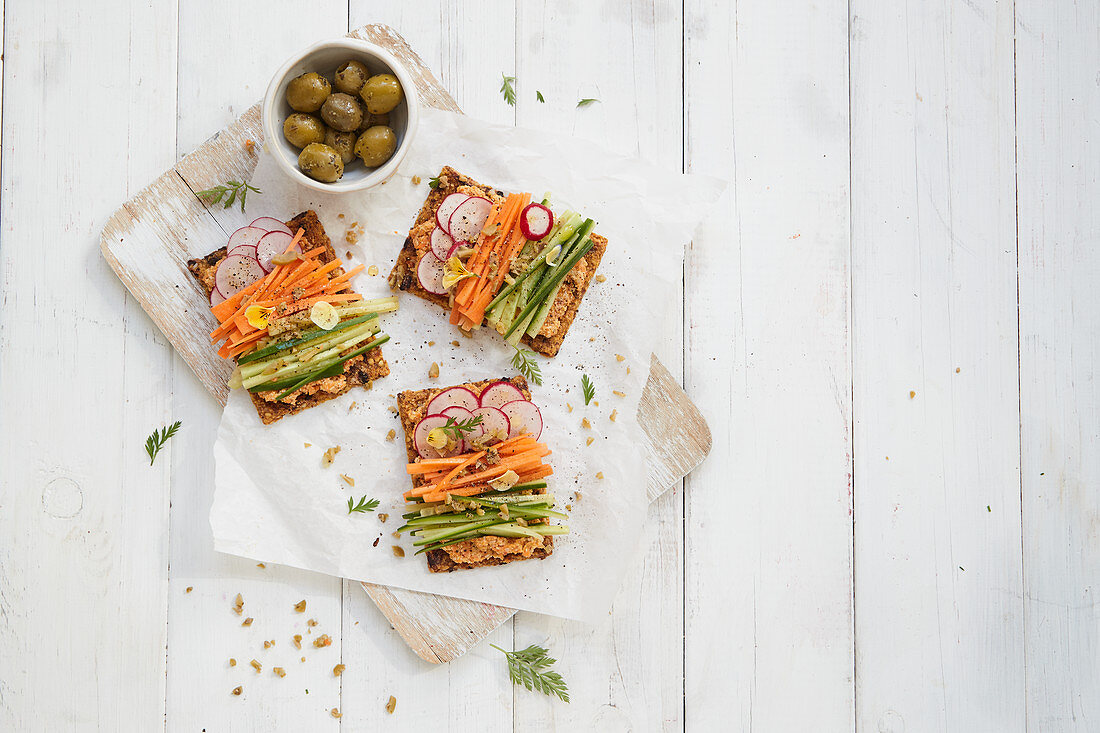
[1017, 1, 1100, 729]
[683, 0, 855, 729]
[850, 0, 1025, 729]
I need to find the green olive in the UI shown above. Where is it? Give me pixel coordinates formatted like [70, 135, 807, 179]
[320, 92, 363, 132]
[282, 113, 326, 149]
[360, 74, 403, 115]
[285, 72, 331, 113]
[324, 128, 357, 165]
[298, 143, 344, 183]
[334, 59, 370, 95]
[354, 126, 398, 167]
[358, 111, 390, 133]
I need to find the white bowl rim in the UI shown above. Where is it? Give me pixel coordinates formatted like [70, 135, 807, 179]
[262, 37, 420, 194]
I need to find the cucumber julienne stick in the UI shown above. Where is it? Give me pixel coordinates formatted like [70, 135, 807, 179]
[269, 335, 389, 400]
[485, 211, 582, 314]
[502, 236, 595, 340]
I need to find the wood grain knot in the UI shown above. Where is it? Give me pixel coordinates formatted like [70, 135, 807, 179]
[41, 477, 83, 519]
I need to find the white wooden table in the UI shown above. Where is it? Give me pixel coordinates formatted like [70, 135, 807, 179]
[0, 1, 1096, 730]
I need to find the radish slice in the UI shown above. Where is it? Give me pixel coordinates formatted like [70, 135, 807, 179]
[416, 252, 448, 295]
[255, 231, 297, 273]
[228, 244, 258, 261]
[447, 240, 466, 259]
[448, 196, 493, 243]
[470, 406, 511, 445]
[413, 414, 464, 458]
[250, 217, 293, 235]
[227, 226, 267, 255]
[430, 227, 455, 261]
[214, 254, 265, 298]
[500, 400, 543, 440]
[519, 203, 554, 240]
[435, 193, 469, 233]
[425, 386, 480, 416]
[439, 405, 474, 422]
[479, 380, 526, 408]
[209, 287, 226, 306]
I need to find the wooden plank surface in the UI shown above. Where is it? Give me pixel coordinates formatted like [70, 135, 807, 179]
[683, 0, 854, 728]
[1017, 2, 1100, 729]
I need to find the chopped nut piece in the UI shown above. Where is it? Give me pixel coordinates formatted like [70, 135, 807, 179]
[378, 513, 388, 523]
[314, 634, 332, 648]
[386, 695, 397, 714]
[627, 367, 631, 375]
[232, 686, 243, 696]
[392, 545, 405, 558]
[186, 586, 193, 593]
[304, 442, 312, 448]
[616, 354, 625, 362]
[233, 593, 244, 615]
[956, 367, 961, 373]
[244, 139, 255, 154]
[250, 659, 262, 673]
[386, 429, 396, 441]
[411, 175, 422, 185]
[610, 409, 618, 422]
[596, 472, 604, 480]
[575, 491, 582, 502]
[427, 340, 435, 347]
[613, 390, 625, 397]
[340, 473, 355, 487]
[392, 531, 401, 539]
[331, 708, 342, 719]
[294, 600, 307, 613]
[273, 667, 286, 678]
[333, 664, 346, 677]
[595, 274, 607, 283]
[594, 400, 599, 407]
[308, 619, 318, 627]
[586, 437, 595, 446]
[909, 390, 916, 399]
[368, 264, 379, 276]
[292, 634, 302, 649]
[264, 640, 272, 649]
[256, 563, 265, 568]
[567, 403, 573, 413]
[229, 658, 237, 667]
[428, 362, 440, 379]
[322, 446, 341, 467]
[348, 401, 357, 412]
[300, 656, 306, 663]
[451, 340, 461, 347]
[242, 617, 253, 627]
[581, 418, 591, 429]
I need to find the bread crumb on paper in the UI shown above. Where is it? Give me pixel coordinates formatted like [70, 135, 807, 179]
[386, 429, 396, 441]
[232, 593, 244, 615]
[232, 686, 243, 696]
[429, 362, 440, 379]
[186, 586, 193, 593]
[241, 617, 253, 627]
[294, 600, 307, 613]
[392, 545, 405, 558]
[229, 658, 237, 667]
[250, 659, 262, 673]
[314, 634, 332, 648]
[322, 446, 341, 467]
[273, 667, 286, 678]
[293, 634, 302, 649]
[333, 664, 346, 677]
[386, 695, 397, 714]
[331, 708, 342, 719]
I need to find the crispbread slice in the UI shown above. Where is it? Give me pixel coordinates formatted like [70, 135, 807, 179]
[187, 210, 389, 424]
[388, 166, 607, 357]
[397, 375, 554, 572]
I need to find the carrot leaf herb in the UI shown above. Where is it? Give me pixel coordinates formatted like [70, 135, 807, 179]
[196, 180, 261, 212]
[536, 90, 545, 103]
[347, 496, 380, 514]
[500, 74, 517, 106]
[492, 644, 570, 703]
[511, 346, 543, 386]
[428, 176, 441, 189]
[576, 98, 600, 108]
[581, 374, 595, 405]
[145, 421, 182, 466]
[442, 414, 484, 440]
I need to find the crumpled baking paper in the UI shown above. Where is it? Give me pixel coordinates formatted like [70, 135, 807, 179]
[210, 108, 725, 622]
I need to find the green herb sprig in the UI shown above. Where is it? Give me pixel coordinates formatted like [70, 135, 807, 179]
[196, 181, 261, 212]
[443, 414, 484, 440]
[576, 98, 600, 108]
[581, 374, 595, 405]
[536, 90, 545, 103]
[492, 644, 570, 703]
[347, 496, 380, 514]
[428, 175, 441, 189]
[500, 74, 517, 106]
[145, 421, 181, 466]
[511, 346, 543, 386]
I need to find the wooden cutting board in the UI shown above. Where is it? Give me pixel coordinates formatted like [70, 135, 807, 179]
[100, 23, 710, 663]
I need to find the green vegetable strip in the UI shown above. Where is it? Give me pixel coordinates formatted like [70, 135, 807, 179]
[251, 334, 388, 394]
[238, 314, 378, 366]
[525, 220, 596, 337]
[484, 211, 582, 314]
[269, 335, 389, 400]
[239, 319, 378, 378]
[503, 234, 595, 340]
[243, 325, 379, 388]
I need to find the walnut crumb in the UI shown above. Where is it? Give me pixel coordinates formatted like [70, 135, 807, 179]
[613, 390, 625, 397]
[586, 437, 594, 446]
[314, 634, 332, 648]
[229, 658, 237, 667]
[451, 340, 461, 347]
[322, 446, 342, 467]
[956, 367, 961, 373]
[293, 634, 302, 649]
[244, 139, 255, 154]
[307, 619, 318, 627]
[300, 656, 306, 662]
[186, 586, 193, 593]
[428, 340, 435, 346]
[294, 600, 307, 613]
[567, 403, 573, 413]
[340, 473, 355, 487]
[256, 563, 265, 568]
[333, 664, 346, 677]
[582, 418, 591, 429]
[595, 274, 607, 283]
[273, 667, 286, 678]
[392, 531, 401, 539]
[575, 491, 582, 502]
[378, 513, 388, 523]
[392, 546, 405, 558]
[242, 617, 253, 627]
[386, 429, 396, 441]
[411, 175, 422, 185]
[304, 442, 312, 448]
[232, 686, 243, 696]
[331, 708, 342, 719]
[233, 593, 244, 615]
[610, 409, 618, 422]
[596, 472, 604, 480]
[386, 695, 397, 714]
[348, 401, 357, 412]
[615, 354, 625, 362]
[909, 390, 916, 399]
[368, 264, 379, 276]
[250, 659, 262, 673]
[428, 362, 440, 379]
[263, 640, 273, 649]
[626, 366, 631, 374]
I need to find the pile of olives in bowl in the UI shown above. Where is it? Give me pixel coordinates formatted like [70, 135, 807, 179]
[281, 60, 405, 183]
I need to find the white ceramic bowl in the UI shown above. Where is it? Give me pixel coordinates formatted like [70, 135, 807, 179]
[262, 38, 419, 194]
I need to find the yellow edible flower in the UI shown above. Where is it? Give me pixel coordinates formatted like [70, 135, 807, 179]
[245, 305, 274, 329]
[442, 256, 475, 290]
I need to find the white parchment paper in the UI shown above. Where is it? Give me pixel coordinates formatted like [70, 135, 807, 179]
[210, 108, 725, 622]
